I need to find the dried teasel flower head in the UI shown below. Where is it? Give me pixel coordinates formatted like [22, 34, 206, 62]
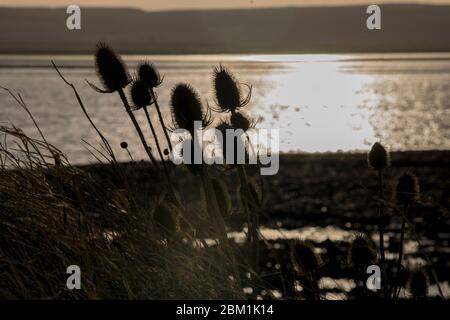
[395, 172, 420, 206]
[409, 268, 429, 299]
[91, 43, 130, 93]
[138, 62, 163, 89]
[215, 120, 249, 166]
[213, 65, 251, 113]
[368, 142, 390, 170]
[230, 111, 253, 132]
[348, 234, 377, 269]
[290, 240, 323, 275]
[130, 80, 152, 109]
[170, 84, 211, 135]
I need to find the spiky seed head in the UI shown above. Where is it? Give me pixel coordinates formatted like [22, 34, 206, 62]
[230, 111, 251, 132]
[94, 43, 130, 92]
[395, 172, 420, 206]
[213, 65, 242, 112]
[348, 234, 377, 268]
[120, 141, 128, 149]
[170, 84, 205, 134]
[212, 179, 232, 218]
[138, 62, 162, 88]
[130, 80, 152, 109]
[368, 142, 390, 170]
[409, 269, 429, 299]
[290, 240, 322, 275]
[153, 203, 178, 239]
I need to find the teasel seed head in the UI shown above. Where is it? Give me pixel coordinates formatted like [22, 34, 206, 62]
[213, 65, 251, 113]
[93, 43, 130, 93]
[348, 234, 377, 269]
[120, 141, 128, 149]
[212, 179, 232, 218]
[395, 172, 420, 206]
[290, 240, 323, 275]
[230, 111, 252, 132]
[130, 80, 152, 109]
[138, 62, 163, 88]
[368, 142, 390, 170]
[170, 84, 210, 134]
[409, 268, 429, 299]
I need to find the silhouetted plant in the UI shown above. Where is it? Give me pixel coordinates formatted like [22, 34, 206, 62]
[91, 43, 131, 93]
[395, 172, 420, 206]
[130, 79, 168, 175]
[139, 61, 163, 89]
[170, 83, 233, 260]
[394, 172, 420, 298]
[367, 141, 389, 298]
[368, 142, 390, 170]
[120, 141, 134, 162]
[408, 268, 429, 300]
[230, 111, 253, 132]
[348, 234, 377, 269]
[290, 240, 322, 300]
[212, 65, 260, 274]
[213, 65, 251, 113]
[88, 43, 159, 168]
[138, 62, 173, 153]
[170, 84, 211, 135]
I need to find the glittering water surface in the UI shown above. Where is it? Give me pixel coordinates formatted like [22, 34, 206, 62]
[0, 53, 449, 164]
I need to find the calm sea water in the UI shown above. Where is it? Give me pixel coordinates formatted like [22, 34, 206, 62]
[0, 53, 449, 164]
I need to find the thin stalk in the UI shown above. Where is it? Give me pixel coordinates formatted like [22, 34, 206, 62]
[377, 169, 388, 299]
[192, 130, 241, 284]
[143, 106, 168, 176]
[52, 63, 137, 210]
[117, 89, 159, 169]
[238, 165, 259, 273]
[395, 208, 407, 299]
[151, 89, 173, 152]
[231, 109, 259, 273]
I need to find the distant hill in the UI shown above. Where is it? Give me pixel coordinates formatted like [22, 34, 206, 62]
[0, 5, 449, 54]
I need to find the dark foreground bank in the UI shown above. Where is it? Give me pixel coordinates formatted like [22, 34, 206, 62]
[79, 150, 449, 299]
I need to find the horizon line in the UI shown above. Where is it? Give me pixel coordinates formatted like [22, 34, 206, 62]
[0, 2, 448, 14]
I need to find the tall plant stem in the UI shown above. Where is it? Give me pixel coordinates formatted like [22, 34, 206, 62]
[377, 169, 388, 299]
[191, 131, 240, 284]
[201, 164, 242, 283]
[394, 207, 407, 299]
[238, 164, 259, 273]
[117, 89, 159, 169]
[230, 109, 259, 273]
[143, 106, 169, 176]
[151, 89, 173, 152]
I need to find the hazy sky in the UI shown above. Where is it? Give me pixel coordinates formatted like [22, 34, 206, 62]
[2, 0, 450, 11]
